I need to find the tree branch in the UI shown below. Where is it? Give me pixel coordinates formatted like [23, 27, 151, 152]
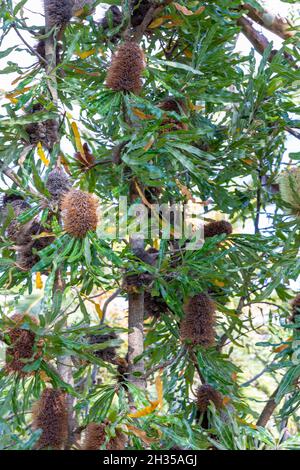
[241, 3, 295, 40]
[237, 16, 296, 68]
[256, 385, 280, 427]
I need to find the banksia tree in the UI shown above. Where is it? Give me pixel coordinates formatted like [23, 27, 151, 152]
[1, 0, 300, 453]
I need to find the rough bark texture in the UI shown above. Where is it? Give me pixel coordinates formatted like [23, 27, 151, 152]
[128, 237, 146, 391]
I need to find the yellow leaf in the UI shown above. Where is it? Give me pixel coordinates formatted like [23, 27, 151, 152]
[213, 279, 225, 287]
[238, 418, 257, 430]
[71, 121, 85, 157]
[222, 396, 231, 406]
[76, 48, 96, 59]
[5, 86, 31, 99]
[128, 400, 159, 418]
[273, 343, 290, 353]
[7, 96, 18, 104]
[184, 49, 193, 59]
[127, 425, 157, 445]
[32, 231, 56, 240]
[153, 239, 160, 250]
[40, 371, 51, 382]
[36, 272, 43, 290]
[188, 101, 204, 112]
[37, 142, 50, 166]
[132, 108, 154, 120]
[165, 19, 183, 28]
[143, 136, 155, 152]
[155, 374, 164, 409]
[242, 158, 255, 165]
[148, 17, 165, 29]
[95, 304, 103, 321]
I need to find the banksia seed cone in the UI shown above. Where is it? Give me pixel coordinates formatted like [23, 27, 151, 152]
[87, 327, 118, 363]
[158, 97, 188, 114]
[123, 273, 153, 294]
[1, 194, 24, 206]
[25, 104, 58, 150]
[144, 291, 168, 320]
[32, 388, 68, 450]
[35, 30, 61, 66]
[74, 143, 96, 168]
[61, 190, 98, 238]
[180, 293, 216, 348]
[291, 294, 300, 326]
[204, 220, 233, 239]
[5, 314, 39, 376]
[99, 5, 122, 31]
[158, 97, 188, 132]
[44, 0, 73, 28]
[107, 430, 127, 450]
[106, 41, 145, 94]
[196, 384, 223, 413]
[16, 250, 39, 271]
[279, 167, 300, 216]
[83, 423, 106, 450]
[46, 167, 71, 200]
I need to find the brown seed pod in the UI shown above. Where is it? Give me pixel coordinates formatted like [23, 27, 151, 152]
[87, 327, 118, 364]
[99, 5, 123, 30]
[5, 313, 40, 376]
[180, 293, 216, 348]
[106, 430, 127, 450]
[24, 104, 58, 150]
[44, 0, 73, 28]
[74, 143, 96, 168]
[131, 0, 152, 28]
[83, 422, 107, 450]
[106, 41, 145, 94]
[158, 97, 188, 132]
[32, 388, 68, 450]
[16, 249, 40, 271]
[46, 167, 71, 200]
[122, 273, 154, 294]
[144, 291, 169, 320]
[61, 190, 98, 238]
[35, 29, 62, 66]
[196, 384, 223, 413]
[204, 220, 233, 239]
[291, 294, 300, 327]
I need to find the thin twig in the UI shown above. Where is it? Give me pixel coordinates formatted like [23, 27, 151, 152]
[12, 24, 48, 65]
[144, 347, 186, 379]
[101, 288, 122, 325]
